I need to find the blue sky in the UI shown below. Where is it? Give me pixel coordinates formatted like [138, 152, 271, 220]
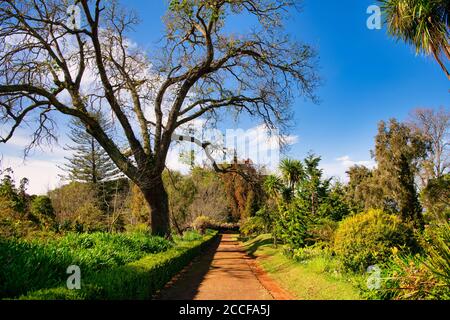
[0, 0, 448, 194]
[123, 0, 449, 168]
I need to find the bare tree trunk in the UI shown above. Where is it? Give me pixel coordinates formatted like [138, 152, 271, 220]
[140, 175, 170, 237]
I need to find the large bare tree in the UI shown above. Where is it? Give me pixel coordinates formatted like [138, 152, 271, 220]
[0, 0, 318, 236]
[408, 107, 450, 185]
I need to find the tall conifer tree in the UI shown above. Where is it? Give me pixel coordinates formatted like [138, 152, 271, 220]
[61, 115, 120, 185]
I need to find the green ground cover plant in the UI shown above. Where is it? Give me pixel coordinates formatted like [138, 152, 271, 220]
[0, 231, 172, 299]
[19, 230, 218, 300]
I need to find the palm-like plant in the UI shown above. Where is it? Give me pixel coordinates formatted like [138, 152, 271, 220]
[380, 0, 450, 80]
[263, 174, 283, 198]
[279, 159, 304, 189]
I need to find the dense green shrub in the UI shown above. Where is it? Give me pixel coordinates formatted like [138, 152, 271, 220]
[307, 218, 338, 246]
[0, 172, 27, 214]
[290, 243, 331, 263]
[0, 231, 172, 298]
[20, 231, 218, 300]
[318, 183, 350, 221]
[30, 196, 54, 217]
[29, 196, 56, 229]
[277, 206, 312, 249]
[334, 209, 417, 272]
[420, 174, 450, 222]
[173, 230, 203, 242]
[0, 238, 71, 298]
[240, 216, 266, 237]
[49, 182, 109, 232]
[0, 214, 37, 239]
[191, 215, 213, 234]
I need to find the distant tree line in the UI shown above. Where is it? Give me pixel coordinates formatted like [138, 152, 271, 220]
[1, 107, 447, 239]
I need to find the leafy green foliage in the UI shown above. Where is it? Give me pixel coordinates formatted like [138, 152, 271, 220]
[277, 206, 312, 249]
[360, 223, 449, 300]
[163, 170, 197, 232]
[318, 182, 350, 221]
[29, 196, 56, 229]
[48, 182, 108, 232]
[373, 119, 428, 227]
[185, 167, 230, 223]
[421, 174, 450, 222]
[297, 154, 331, 214]
[279, 158, 304, 197]
[380, 0, 450, 79]
[173, 230, 203, 242]
[307, 218, 339, 246]
[345, 165, 374, 213]
[191, 215, 214, 234]
[240, 206, 277, 237]
[0, 232, 172, 299]
[0, 169, 28, 214]
[240, 216, 266, 237]
[20, 231, 218, 300]
[422, 222, 450, 288]
[256, 155, 345, 249]
[334, 209, 418, 272]
[361, 254, 432, 300]
[221, 165, 264, 221]
[263, 175, 283, 199]
[0, 170, 42, 236]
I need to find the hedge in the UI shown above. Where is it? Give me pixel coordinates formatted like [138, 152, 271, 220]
[19, 230, 218, 300]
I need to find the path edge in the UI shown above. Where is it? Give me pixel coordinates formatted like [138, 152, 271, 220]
[244, 249, 295, 300]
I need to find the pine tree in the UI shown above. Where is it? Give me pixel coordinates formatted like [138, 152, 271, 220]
[61, 115, 120, 185]
[60, 115, 123, 227]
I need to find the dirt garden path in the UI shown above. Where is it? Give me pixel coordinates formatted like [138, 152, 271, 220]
[156, 233, 292, 300]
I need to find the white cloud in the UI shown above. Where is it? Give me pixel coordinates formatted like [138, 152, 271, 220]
[169, 123, 299, 172]
[335, 155, 375, 168]
[321, 155, 376, 182]
[166, 147, 192, 174]
[0, 156, 65, 195]
[0, 131, 71, 195]
[0, 133, 70, 159]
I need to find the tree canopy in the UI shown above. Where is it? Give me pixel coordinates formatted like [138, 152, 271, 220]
[0, 0, 319, 235]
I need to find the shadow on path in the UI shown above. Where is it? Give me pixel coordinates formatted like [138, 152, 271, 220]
[155, 233, 274, 300]
[155, 234, 222, 300]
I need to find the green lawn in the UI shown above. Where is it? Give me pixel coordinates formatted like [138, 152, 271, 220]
[242, 234, 362, 300]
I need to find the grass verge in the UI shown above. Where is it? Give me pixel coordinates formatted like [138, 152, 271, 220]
[242, 234, 362, 300]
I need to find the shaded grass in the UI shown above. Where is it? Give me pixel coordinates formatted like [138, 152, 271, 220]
[242, 234, 362, 300]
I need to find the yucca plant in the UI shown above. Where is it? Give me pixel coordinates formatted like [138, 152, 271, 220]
[279, 159, 305, 190]
[380, 0, 450, 80]
[424, 222, 450, 288]
[374, 223, 450, 300]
